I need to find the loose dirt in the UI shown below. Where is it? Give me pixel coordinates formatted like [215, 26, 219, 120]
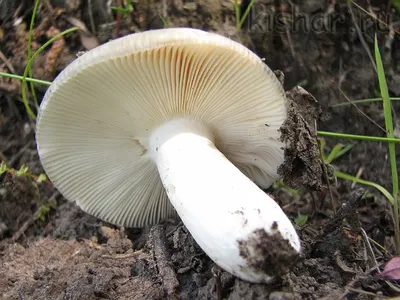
[1, 1, 399, 299]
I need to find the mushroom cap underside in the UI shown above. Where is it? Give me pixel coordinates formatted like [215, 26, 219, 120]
[36, 28, 287, 227]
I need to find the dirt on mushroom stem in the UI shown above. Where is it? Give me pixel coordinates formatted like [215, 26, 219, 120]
[1, 0, 399, 299]
[237, 227, 299, 278]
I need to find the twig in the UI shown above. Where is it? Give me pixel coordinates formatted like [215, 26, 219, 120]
[316, 121, 336, 213]
[318, 189, 364, 238]
[8, 142, 34, 167]
[280, 3, 296, 60]
[351, 167, 364, 189]
[386, 281, 400, 294]
[102, 250, 145, 259]
[346, 288, 388, 298]
[347, 1, 377, 73]
[337, 87, 387, 134]
[360, 228, 380, 273]
[351, 1, 400, 35]
[11, 191, 59, 242]
[0, 51, 16, 74]
[335, 251, 358, 273]
[336, 45, 386, 135]
[115, 0, 122, 37]
[384, 22, 395, 50]
[88, 0, 96, 34]
[212, 266, 223, 300]
[150, 224, 180, 299]
[11, 216, 35, 242]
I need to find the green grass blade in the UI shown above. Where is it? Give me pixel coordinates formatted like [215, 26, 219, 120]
[336, 171, 394, 205]
[319, 138, 327, 162]
[331, 97, 400, 107]
[0, 72, 52, 86]
[234, 0, 241, 31]
[27, 0, 39, 64]
[374, 35, 400, 253]
[317, 131, 400, 143]
[375, 36, 398, 196]
[159, 15, 168, 28]
[326, 144, 353, 164]
[326, 144, 344, 164]
[336, 144, 354, 159]
[238, 0, 256, 30]
[22, 27, 79, 119]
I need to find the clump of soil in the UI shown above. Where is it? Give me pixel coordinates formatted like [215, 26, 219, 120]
[279, 86, 326, 191]
[1, 0, 400, 299]
[0, 228, 165, 300]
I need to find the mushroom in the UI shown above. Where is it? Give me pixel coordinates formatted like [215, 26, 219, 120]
[36, 28, 301, 283]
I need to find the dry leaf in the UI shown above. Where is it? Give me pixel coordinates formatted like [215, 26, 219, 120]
[67, 17, 100, 50]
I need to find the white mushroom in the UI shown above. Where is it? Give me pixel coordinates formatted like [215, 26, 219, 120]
[36, 28, 301, 283]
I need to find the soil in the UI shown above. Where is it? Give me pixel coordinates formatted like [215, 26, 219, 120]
[1, 0, 400, 299]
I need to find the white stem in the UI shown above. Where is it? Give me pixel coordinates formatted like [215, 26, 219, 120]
[150, 119, 301, 283]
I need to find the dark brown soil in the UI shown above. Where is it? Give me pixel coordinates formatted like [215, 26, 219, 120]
[1, 0, 400, 299]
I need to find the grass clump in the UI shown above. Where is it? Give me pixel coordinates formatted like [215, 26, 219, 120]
[374, 35, 399, 253]
[0, 161, 49, 185]
[318, 37, 400, 253]
[1, 161, 56, 223]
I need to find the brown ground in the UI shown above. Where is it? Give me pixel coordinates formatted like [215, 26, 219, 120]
[1, 0, 400, 299]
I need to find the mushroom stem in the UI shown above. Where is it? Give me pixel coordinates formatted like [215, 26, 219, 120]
[150, 118, 301, 283]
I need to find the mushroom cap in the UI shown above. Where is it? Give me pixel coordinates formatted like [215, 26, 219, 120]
[36, 28, 287, 227]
